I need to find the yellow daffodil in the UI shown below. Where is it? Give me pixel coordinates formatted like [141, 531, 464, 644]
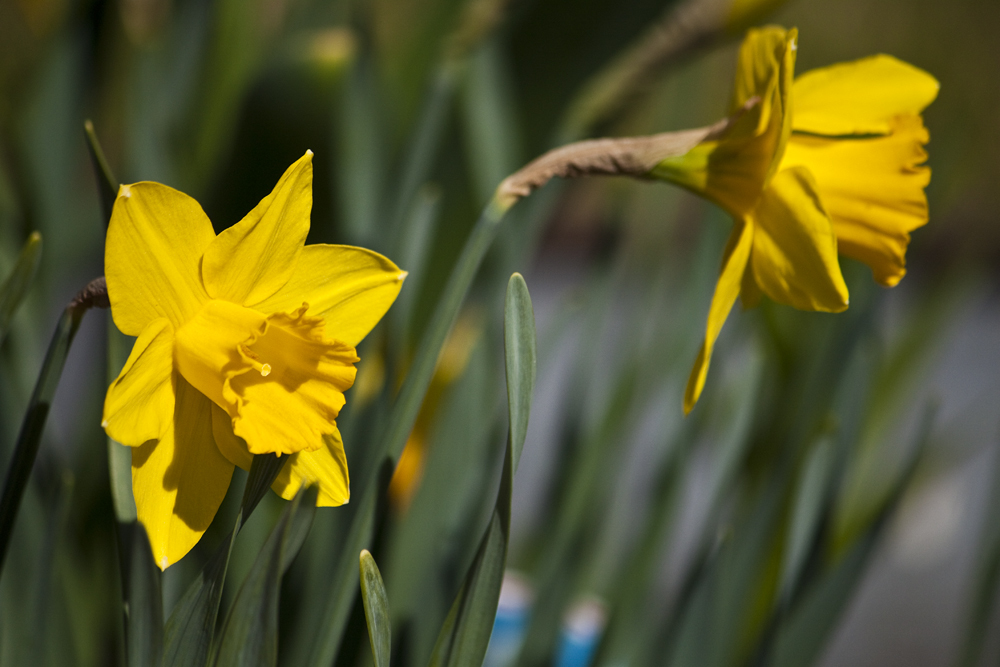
[652, 26, 938, 413]
[102, 151, 406, 568]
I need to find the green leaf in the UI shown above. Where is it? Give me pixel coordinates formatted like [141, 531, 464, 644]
[83, 119, 118, 224]
[769, 404, 935, 667]
[162, 530, 238, 667]
[108, 325, 137, 523]
[163, 453, 290, 667]
[504, 273, 536, 474]
[336, 54, 386, 245]
[359, 550, 391, 667]
[428, 273, 536, 667]
[307, 199, 510, 667]
[213, 484, 318, 667]
[779, 434, 835, 605]
[0, 304, 87, 576]
[125, 522, 164, 667]
[0, 231, 42, 346]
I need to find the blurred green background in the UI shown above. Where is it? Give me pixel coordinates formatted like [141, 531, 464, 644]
[1, 0, 999, 665]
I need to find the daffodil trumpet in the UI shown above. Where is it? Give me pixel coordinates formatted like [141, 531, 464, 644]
[102, 151, 406, 568]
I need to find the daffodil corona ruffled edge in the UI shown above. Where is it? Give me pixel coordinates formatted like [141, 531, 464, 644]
[652, 26, 938, 413]
[102, 151, 406, 568]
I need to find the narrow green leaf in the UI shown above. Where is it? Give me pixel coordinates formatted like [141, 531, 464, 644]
[0, 304, 88, 576]
[429, 444, 512, 667]
[359, 550, 391, 667]
[163, 453, 290, 667]
[83, 119, 118, 223]
[305, 468, 381, 666]
[108, 325, 137, 523]
[163, 527, 238, 667]
[504, 273, 536, 474]
[779, 435, 835, 604]
[769, 404, 935, 667]
[0, 231, 42, 346]
[213, 485, 318, 667]
[336, 54, 386, 245]
[126, 523, 164, 667]
[429, 274, 535, 667]
[307, 200, 509, 667]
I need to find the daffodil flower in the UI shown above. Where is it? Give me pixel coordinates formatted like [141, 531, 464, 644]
[102, 151, 406, 568]
[652, 26, 938, 412]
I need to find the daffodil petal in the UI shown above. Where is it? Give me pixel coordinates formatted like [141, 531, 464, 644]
[781, 116, 930, 286]
[132, 376, 234, 570]
[174, 299, 268, 412]
[731, 25, 796, 179]
[202, 152, 313, 306]
[229, 308, 358, 456]
[105, 183, 215, 335]
[103, 318, 175, 446]
[251, 244, 406, 347]
[793, 55, 939, 136]
[750, 167, 849, 312]
[272, 430, 350, 507]
[211, 403, 253, 470]
[684, 219, 753, 414]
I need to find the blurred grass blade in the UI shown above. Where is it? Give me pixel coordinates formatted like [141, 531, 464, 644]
[770, 404, 935, 667]
[359, 550, 391, 667]
[960, 425, 1000, 667]
[307, 198, 509, 666]
[163, 453, 290, 666]
[386, 67, 456, 246]
[213, 484, 318, 667]
[337, 54, 386, 245]
[0, 232, 42, 346]
[429, 274, 534, 667]
[126, 523, 164, 667]
[779, 435, 835, 605]
[504, 273, 536, 474]
[392, 184, 441, 344]
[0, 288, 99, 575]
[84, 119, 118, 223]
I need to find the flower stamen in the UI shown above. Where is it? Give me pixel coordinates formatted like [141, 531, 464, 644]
[239, 343, 272, 376]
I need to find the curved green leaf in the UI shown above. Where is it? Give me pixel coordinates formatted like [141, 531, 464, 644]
[359, 550, 391, 667]
[0, 232, 42, 346]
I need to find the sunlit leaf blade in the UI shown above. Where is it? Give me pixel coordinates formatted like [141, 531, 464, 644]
[163, 453, 290, 667]
[429, 274, 535, 667]
[83, 119, 118, 224]
[504, 273, 536, 474]
[359, 550, 391, 667]
[0, 232, 42, 346]
[125, 522, 164, 667]
[213, 484, 318, 667]
[0, 305, 85, 576]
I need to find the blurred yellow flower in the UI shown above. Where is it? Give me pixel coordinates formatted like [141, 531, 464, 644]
[653, 26, 938, 413]
[102, 151, 406, 568]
